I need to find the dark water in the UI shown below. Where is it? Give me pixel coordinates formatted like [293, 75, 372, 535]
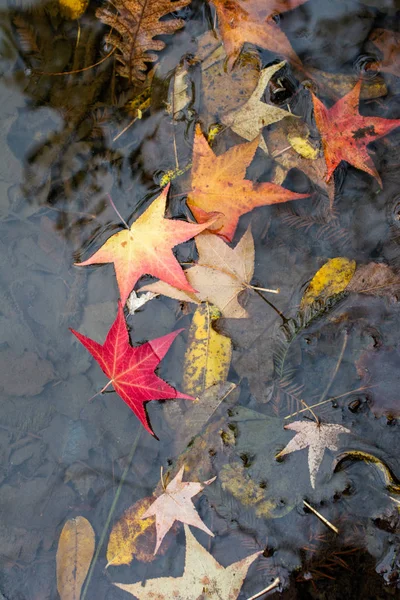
[1, 0, 400, 598]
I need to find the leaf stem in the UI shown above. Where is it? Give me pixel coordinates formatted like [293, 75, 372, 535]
[81, 427, 142, 599]
[246, 578, 280, 600]
[107, 193, 130, 230]
[251, 287, 289, 324]
[250, 284, 280, 294]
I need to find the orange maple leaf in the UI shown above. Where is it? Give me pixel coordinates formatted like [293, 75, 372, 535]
[75, 185, 216, 305]
[311, 81, 400, 185]
[187, 125, 309, 242]
[210, 0, 306, 68]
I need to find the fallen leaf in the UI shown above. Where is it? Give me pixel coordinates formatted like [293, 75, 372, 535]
[307, 67, 387, 101]
[210, 0, 305, 69]
[369, 29, 400, 78]
[59, 0, 88, 19]
[114, 524, 261, 598]
[127, 290, 158, 315]
[311, 81, 400, 185]
[182, 304, 232, 396]
[141, 227, 255, 318]
[142, 466, 215, 553]
[70, 301, 194, 435]
[106, 497, 157, 566]
[300, 257, 356, 309]
[277, 421, 351, 488]
[75, 185, 216, 305]
[188, 125, 309, 242]
[96, 0, 191, 81]
[222, 61, 291, 152]
[56, 516, 95, 600]
[347, 263, 400, 298]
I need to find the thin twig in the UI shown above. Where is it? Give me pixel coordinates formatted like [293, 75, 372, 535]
[113, 117, 137, 142]
[284, 385, 372, 419]
[301, 399, 320, 425]
[318, 331, 348, 404]
[246, 578, 281, 600]
[250, 285, 280, 294]
[81, 427, 142, 592]
[107, 193, 130, 229]
[303, 501, 339, 534]
[34, 47, 115, 76]
[252, 287, 289, 324]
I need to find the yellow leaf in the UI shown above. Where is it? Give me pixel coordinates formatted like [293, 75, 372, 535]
[56, 516, 95, 600]
[59, 0, 88, 19]
[183, 304, 232, 396]
[287, 130, 319, 160]
[301, 257, 356, 309]
[106, 498, 156, 567]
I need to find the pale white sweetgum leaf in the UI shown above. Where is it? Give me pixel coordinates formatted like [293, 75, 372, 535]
[127, 290, 158, 314]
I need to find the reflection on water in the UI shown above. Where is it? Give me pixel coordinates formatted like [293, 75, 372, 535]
[0, 0, 400, 598]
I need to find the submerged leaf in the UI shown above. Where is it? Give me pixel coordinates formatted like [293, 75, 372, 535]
[56, 516, 95, 600]
[347, 263, 400, 298]
[300, 257, 356, 309]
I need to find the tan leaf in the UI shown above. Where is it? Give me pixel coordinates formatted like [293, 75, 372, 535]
[277, 421, 351, 488]
[347, 262, 400, 298]
[114, 524, 261, 599]
[142, 227, 255, 318]
[142, 466, 216, 554]
[56, 516, 95, 600]
[222, 61, 290, 152]
[106, 497, 157, 567]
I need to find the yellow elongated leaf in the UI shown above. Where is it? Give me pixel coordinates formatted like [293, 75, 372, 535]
[56, 516, 95, 600]
[301, 257, 356, 309]
[183, 304, 232, 396]
[59, 0, 88, 19]
[106, 498, 156, 567]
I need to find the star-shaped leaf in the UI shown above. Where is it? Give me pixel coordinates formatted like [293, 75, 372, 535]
[311, 80, 400, 185]
[114, 524, 261, 599]
[142, 466, 216, 554]
[74, 185, 216, 305]
[141, 227, 255, 318]
[277, 421, 350, 488]
[70, 301, 193, 435]
[187, 125, 309, 242]
[222, 61, 291, 152]
[210, 0, 306, 69]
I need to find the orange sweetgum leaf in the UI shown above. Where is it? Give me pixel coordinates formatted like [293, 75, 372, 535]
[311, 80, 400, 185]
[187, 125, 309, 242]
[210, 0, 306, 69]
[75, 185, 216, 306]
[70, 301, 193, 435]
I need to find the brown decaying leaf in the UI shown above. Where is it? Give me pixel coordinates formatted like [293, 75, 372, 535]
[141, 227, 255, 318]
[115, 524, 261, 599]
[56, 516, 95, 600]
[307, 67, 387, 101]
[369, 29, 400, 79]
[96, 0, 191, 82]
[347, 263, 400, 298]
[142, 466, 216, 553]
[106, 497, 158, 566]
[222, 61, 291, 152]
[277, 421, 350, 489]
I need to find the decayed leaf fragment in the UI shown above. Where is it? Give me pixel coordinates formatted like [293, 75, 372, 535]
[96, 0, 191, 81]
[311, 81, 400, 185]
[74, 185, 216, 305]
[369, 29, 400, 78]
[142, 466, 216, 553]
[56, 516, 95, 600]
[70, 301, 194, 435]
[300, 257, 356, 309]
[277, 421, 351, 488]
[106, 497, 157, 567]
[210, 0, 306, 69]
[182, 304, 232, 396]
[347, 262, 400, 298]
[114, 524, 261, 599]
[141, 227, 255, 318]
[222, 61, 291, 152]
[188, 125, 309, 242]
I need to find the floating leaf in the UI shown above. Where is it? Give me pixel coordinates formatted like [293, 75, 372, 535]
[183, 304, 232, 397]
[56, 516, 95, 600]
[300, 257, 356, 309]
[347, 262, 400, 298]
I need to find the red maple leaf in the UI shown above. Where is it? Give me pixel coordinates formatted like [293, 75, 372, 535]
[311, 80, 400, 185]
[70, 302, 193, 435]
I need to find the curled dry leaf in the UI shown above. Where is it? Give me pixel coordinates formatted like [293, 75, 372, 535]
[106, 497, 157, 566]
[96, 0, 191, 82]
[300, 257, 356, 309]
[141, 227, 255, 319]
[222, 61, 291, 152]
[182, 304, 232, 396]
[142, 466, 216, 553]
[188, 125, 308, 242]
[56, 516, 95, 600]
[115, 524, 261, 599]
[277, 421, 351, 488]
[127, 290, 158, 315]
